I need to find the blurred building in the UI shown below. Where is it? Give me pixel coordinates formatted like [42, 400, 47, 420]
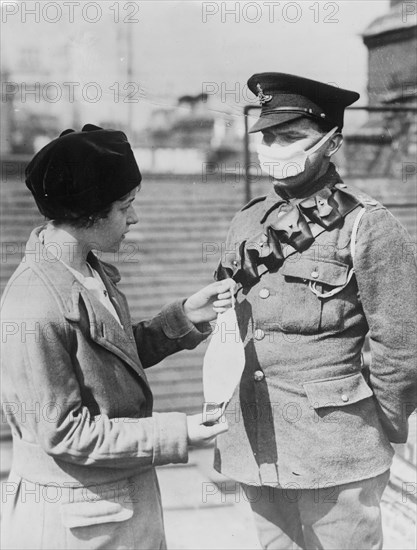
[0, 70, 13, 155]
[344, 0, 417, 177]
[135, 92, 244, 174]
[0, 5, 132, 153]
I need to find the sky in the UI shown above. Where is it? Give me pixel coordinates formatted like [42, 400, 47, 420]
[1, 0, 391, 132]
[133, 1, 389, 100]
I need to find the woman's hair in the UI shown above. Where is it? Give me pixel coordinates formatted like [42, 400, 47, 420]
[50, 203, 114, 229]
[50, 188, 135, 229]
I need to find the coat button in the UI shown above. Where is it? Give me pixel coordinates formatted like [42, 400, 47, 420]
[259, 288, 270, 299]
[254, 329, 265, 340]
[254, 370, 265, 382]
[311, 270, 319, 279]
[232, 260, 239, 267]
[341, 394, 349, 402]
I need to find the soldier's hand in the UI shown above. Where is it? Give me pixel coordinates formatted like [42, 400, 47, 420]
[186, 409, 228, 447]
[184, 279, 236, 324]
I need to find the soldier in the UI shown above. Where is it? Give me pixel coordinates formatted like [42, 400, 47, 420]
[213, 73, 417, 549]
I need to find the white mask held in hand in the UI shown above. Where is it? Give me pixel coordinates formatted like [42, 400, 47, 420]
[203, 281, 245, 422]
[257, 126, 338, 180]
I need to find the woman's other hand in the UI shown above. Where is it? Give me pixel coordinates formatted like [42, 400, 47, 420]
[184, 279, 236, 324]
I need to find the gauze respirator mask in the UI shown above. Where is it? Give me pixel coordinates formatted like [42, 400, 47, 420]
[202, 280, 245, 424]
[257, 126, 339, 180]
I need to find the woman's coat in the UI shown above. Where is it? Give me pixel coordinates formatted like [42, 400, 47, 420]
[1, 227, 210, 549]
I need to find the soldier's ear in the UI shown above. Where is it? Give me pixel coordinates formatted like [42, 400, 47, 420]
[325, 133, 343, 158]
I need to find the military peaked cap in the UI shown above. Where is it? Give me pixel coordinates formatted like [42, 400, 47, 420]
[247, 72, 360, 133]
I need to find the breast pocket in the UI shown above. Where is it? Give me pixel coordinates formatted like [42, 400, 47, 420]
[280, 257, 351, 334]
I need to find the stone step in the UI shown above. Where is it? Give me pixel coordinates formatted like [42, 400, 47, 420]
[0, 226, 232, 242]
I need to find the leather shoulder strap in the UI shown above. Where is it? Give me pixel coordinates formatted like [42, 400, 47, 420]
[240, 195, 267, 211]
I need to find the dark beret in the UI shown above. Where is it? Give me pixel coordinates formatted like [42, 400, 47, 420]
[25, 124, 142, 219]
[247, 73, 360, 133]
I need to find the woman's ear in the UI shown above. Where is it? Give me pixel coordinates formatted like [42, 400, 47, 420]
[325, 133, 343, 158]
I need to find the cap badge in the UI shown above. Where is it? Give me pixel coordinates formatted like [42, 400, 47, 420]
[256, 84, 272, 105]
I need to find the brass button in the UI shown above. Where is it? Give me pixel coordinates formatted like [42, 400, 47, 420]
[254, 329, 265, 340]
[311, 270, 319, 279]
[341, 394, 349, 403]
[232, 260, 239, 267]
[259, 288, 270, 299]
[254, 370, 265, 382]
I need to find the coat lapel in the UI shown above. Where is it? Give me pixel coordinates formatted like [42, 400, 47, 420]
[26, 228, 150, 388]
[74, 285, 150, 388]
[87, 254, 133, 335]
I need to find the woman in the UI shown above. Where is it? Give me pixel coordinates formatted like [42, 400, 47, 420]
[1, 124, 232, 549]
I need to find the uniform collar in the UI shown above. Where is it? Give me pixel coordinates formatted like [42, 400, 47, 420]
[233, 167, 360, 288]
[261, 163, 342, 221]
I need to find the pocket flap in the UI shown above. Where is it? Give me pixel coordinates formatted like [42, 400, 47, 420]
[303, 372, 373, 409]
[282, 258, 349, 286]
[61, 486, 133, 529]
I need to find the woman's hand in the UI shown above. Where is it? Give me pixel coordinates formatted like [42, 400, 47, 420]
[186, 408, 228, 447]
[184, 279, 236, 324]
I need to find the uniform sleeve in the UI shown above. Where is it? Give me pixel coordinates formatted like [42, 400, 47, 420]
[354, 207, 417, 443]
[132, 299, 212, 368]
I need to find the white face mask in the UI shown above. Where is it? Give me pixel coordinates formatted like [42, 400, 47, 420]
[257, 126, 338, 180]
[203, 283, 245, 417]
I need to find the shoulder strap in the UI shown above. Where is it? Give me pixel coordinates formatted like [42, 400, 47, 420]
[240, 195, 267, 211]
[350, 207, 366, 263]
[309, 207, 366, 300]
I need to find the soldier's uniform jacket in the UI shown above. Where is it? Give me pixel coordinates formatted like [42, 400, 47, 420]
[214, 164, 417, 489]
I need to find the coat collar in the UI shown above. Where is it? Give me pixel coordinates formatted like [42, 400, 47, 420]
[24, 227, 150, 387]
